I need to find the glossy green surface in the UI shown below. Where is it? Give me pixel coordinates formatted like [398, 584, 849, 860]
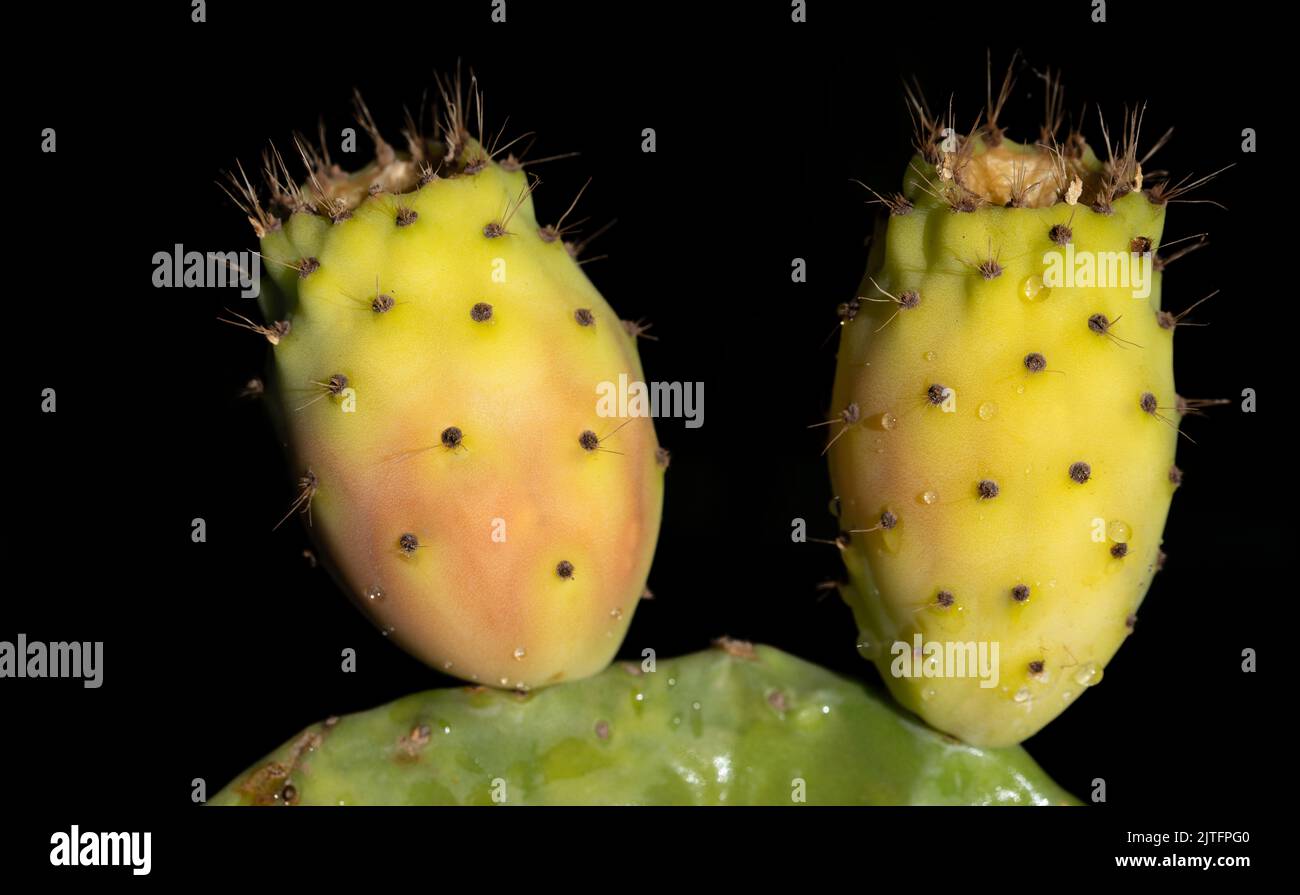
[212, 643, 1079, 806]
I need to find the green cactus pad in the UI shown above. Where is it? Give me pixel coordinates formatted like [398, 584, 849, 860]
[211, 642, 1078, 806]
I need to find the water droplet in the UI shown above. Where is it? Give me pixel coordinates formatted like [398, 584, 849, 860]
[443, 660, 454, 670]
[880, 412, 898, 431]
[513, 646, 526, 660]
[924, 350, 937, 361]
[921, 490, 938, 505]
[920, 687, 937, 702]
[856, 639, 881, 660]
[499, 677, 510, 686]
[609, 607, 623, 619]
[1062, 690, 1074, 702]
[692, 701, 702, 711]
[365, 585, 385, 602]
[667, 677, 677, 688]
[1073, 663, 1103, 688]
[1021, 275, 1044, 301]
[1015, 384, 1025, 394]
[1107, 520, 1132, 543]
[821, 705, 831, 715]
[671, 715, 682, 727]
[1013, 687, 1031, 704]
[978, 401, 998, 421]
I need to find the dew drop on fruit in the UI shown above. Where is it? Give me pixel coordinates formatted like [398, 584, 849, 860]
[856, 639, 881, 660]
[513, 646, 526, 661]
[1107, 520, 1131, 543]
[1013, 687, 1031, 704]
[921, 687, 937, 702]
[609, 607, 623, 619]
[921, 490, 938, 505]
[978, 401, 997, 421]
[1021, 275, 1044, 301]
[924, 350, 937, 362]
[1073, 662, 1103, 688]
[366, 585, 385, 602]
[880, 412, 898, 430]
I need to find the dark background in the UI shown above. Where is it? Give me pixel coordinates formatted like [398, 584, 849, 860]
[9, 0, 1281, 874]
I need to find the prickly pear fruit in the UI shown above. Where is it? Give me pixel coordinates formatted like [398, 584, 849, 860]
[211, 641, 1077, 806]
[829, 76, 1207, 746]
[226, 83, 663, 690]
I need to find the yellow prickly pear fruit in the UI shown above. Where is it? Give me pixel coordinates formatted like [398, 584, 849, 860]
[225, 81, 664, 690]
[828, 69, 1220, 746]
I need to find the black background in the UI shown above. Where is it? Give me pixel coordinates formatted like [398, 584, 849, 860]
[8, 0, 1281, 876]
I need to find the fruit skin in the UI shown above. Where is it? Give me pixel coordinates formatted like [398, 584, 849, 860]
[249, 123, 664, 691]
[830, 135, 1177, 747]
[210, 642, 1078, 806]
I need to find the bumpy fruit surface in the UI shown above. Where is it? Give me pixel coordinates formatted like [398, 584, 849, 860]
[212, 641, 1077, 806]
[830, 103, 1187, 745]
[236, 91, 663, 690]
